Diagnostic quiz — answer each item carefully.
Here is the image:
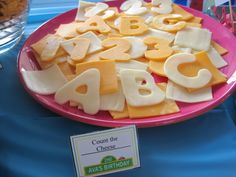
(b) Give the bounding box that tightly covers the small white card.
[70,125,140,177]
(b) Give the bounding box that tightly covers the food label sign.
[71,125,140,177]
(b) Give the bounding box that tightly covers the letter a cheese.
[55,69,100,115]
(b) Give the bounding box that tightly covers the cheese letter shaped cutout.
[55,69,100,115]
[144,36,173,61]
[120,69,165,107]
[77,16,111,34]
[119,16,148,36]
[164,53,212,89]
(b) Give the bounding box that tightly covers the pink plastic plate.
[18,2,236,128]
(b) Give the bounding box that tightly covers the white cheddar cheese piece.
[152,0,172,6]
[139,28,175,43]
[78,31,103,54]
[124,1,147,16]
[115,60,148,73]
[164,53,212,89]
[207,46,228,68]
[174,27,212,51]
[120,69,165,107]
[60,40,74,56]
[100,82,125,112]
[61,31,102,55]
[21,65,67,95]
[166,81,213,103]
[145,16,154,24]
[75,1,95,21]
[55,69,100,115]
[55,22,78,39]
[123,37,147,59]
[172,45,192,53]
[41,35,62,61]
[101,9,115,20]
[85,2,109,17]
[151,0,173,14]
[120,0,141,11]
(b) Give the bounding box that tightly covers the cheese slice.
[172,45,192,53]
[186,22,202,28]
[61,31,102,55]
[31,34,53,55]
[124,1,147,16]
[21,65,67,95]
[100,82,125,112]
[71,38,91,62]
[139,28,175,43]
[76,60,118,95]
[174,27,212,51]
[83,51,102,63]
[172,4,194,21]
[31,34,66,58]
[123,37,147,59]
[135,57,149,64]
[187,16,203,24]
[57,61,75,80]
[115,60,148,73]
[149,60,166,77]
[55,22,80,39]
[40,35,63,61]
[207,46,228,68]
[211,40,228,55]
[84,2,109,18]
[166,80,213,103]
[109,104,129,119]
[178,51,227,91]
[75,1,95,21]
[127,83,180,119]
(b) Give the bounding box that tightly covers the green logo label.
[84,157,133,176]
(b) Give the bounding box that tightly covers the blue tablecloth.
[1,1,236,177]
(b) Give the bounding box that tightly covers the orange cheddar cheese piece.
[119,16,148,36]
[32,51,67,69]
[109,104,129,119]
[100,37,131,61]
[31,34,67,69]
[149,60,166,77]
[31,34,52,55]
[127,83,180,119]
[186,22,202,28]
[31,34,65,57]
[135,57,149,64]
[57,61,76,80]
[178,51,227,92]
[76,60,118,95]
[144,36,174,61]
[187,16,203,24]
[211,40,228,55]
[172,4,194,21]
